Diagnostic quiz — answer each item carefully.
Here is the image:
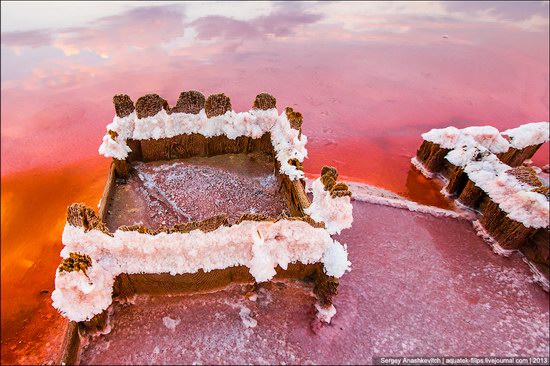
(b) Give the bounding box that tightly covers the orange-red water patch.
[1,158,109,355]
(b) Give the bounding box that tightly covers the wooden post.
[98,162,115,222]
[112,94,137,178]
[57,321,80,365]
[416,141,451,173]
[497,144,543,167]
[79,310,109,334]
[253,93,276,110]
[313,264,339,306]
[458,179,485,209]
[521,228,550,269]
[480,200,537,249]
[113,158,128,179]
[204,93,231,118]
[285,107,303,139]
[126,139,143,162]
[445,165,467,196]
[172,90,205,114]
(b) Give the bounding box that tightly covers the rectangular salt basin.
[104,152,288,231]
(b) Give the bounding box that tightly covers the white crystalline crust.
[98,112,136,160]
[305,178,353,235]
[51,262,115,323]
[315,303,337,324]
[52,220,352,322]
[463,155,549,228]
[422,125,511,153]
[422,122,549,156]
[98,108,308,180]
[502,122,550,149]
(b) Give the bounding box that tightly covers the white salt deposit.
[270,112,308,181]
[460,126,511,154]
[238,306,257,328]
[98,112,136,160]
[341,179,471,220]
[421,126,461,149]
[502,122,550,149]
[445,145,490,167]
[323,242,352,277]
[421,125,511,153]
[162,316,181,331]
[51,260,115,322]
[314,303,336,324]
[305,178,353,235]
[98,108,308,180]
[464,156,549,228]
[53,219,351,321]
[521,256,549,292]
[98,133,131,160]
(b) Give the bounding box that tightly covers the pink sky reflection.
[2,3,549,199]
[1,2,549,188]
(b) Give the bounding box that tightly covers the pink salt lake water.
[1,2,549,364]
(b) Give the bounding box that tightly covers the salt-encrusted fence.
[54,161,353,319]
[54,90,355,363]
[53,199,352,318]
[412,123,549,290]
[99,91,307,181]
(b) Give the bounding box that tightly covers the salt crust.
[307,178,471,220]
[463,155,549,228]
[98,108,308,180]
[305,178,353,235]
[354,188,470,220]
[52,220,351,322]
[314,303,337,324]
[502,122,550,149]
[422,125,511,153]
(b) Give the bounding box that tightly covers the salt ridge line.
[306,179,472,220]
[98,108,308,180]
[52,219,352,322]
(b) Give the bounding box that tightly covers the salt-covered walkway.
[79,200,549,364]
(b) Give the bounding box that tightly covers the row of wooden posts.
[108,91,304,179]
[415,138,549,281]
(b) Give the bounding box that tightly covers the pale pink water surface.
[1,2,549,364]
